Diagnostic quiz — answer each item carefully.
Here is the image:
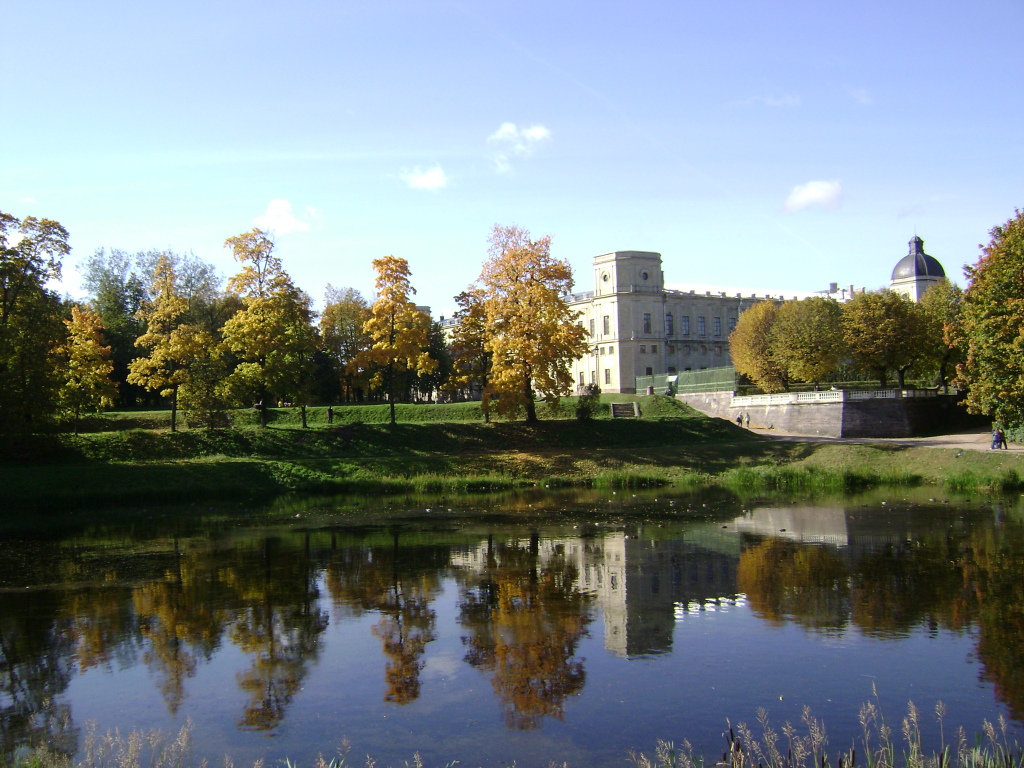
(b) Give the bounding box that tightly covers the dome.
[891,235,945,281]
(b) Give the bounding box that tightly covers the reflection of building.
[729,507,850,546]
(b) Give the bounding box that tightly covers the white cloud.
[252,199,317,235]
[783,180,842,213]
[401,165,448,191]
[848,87,872,106]
[20,196,38,205]
[487,122,551,172]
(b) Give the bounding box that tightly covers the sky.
[3,0,1022,317]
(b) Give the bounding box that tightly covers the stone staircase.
[611,402,641,419]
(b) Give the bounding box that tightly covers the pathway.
[746,426,1021,453]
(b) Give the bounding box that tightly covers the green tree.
[349,256,436,425]
[917,278,964,392]
[320,285,371,402]
[770,297,844,387]
[729,300,787,393]
[0,211,70,430]
[81,248,148,406]
[128,256,220,432]
[445,287,492,419]
[842,290,927,388]
[954,210,1024,426]
[220,230,319,428]
[479,225,588,422]
[57,306,117,434]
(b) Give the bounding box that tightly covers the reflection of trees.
[132,541,225,714]
[325,530,443,704]
[0,590,78,759]
[225,536,328,730]
[458,534,593,730]
[963,524,1024,720]
[738,539,850,632]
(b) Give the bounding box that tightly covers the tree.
[56,306,117,434]
[842,290,927,388]
[729,300,788,393]
[349,256,436,425]
[954,210,1024,426]
[770,297,844,388]
[128,256,219,432]
[81,248,148,406]
[917,278,964,392]
[445,287,492,419]
[479,225,588,422]
[320,286,371,402]
[220,230,319,428]
[0,211,70,430]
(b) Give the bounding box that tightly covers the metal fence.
[636,366,736,394]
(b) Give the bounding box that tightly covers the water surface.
[2,488,1022,767]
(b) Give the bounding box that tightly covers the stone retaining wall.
[677,392,982,438]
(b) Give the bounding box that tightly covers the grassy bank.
[4,396,1024,509]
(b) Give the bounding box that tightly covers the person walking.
[327,406,334,424]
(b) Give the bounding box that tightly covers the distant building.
[889,235,946,301]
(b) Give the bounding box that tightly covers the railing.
[731,389,937,407]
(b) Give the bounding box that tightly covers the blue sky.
[3,1,1022,317]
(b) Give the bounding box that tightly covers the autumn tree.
[770,297,844,387]
[0,211,70,430]
[479,225,588,422]
[349,256,436,425]
[128,256,220,432]
[220,229,319,428]
[842,290,927,388]
[917,278,963,392]
[445,287,492,419]
[320,285,371,402]
[729,300,787,393]
[953,210,1024,426]
[57,306,117,434]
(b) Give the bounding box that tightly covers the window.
[589,318,595,337]
[643,313,652,334]
[666,313,674,336]
[713,317,722,336]
[600,346,606,355]
[698,316,706,336]
[645,367,653,376]
[668,366,677,374]
[608,346,614,355]
[578,372,584,387]
[651,344,658,353]
[591,370,597,384]
[602,315,610,335]
[715,345,722,356]
[681,316,690,335]
[604,369,611,385]
[668,345,675,354]
[639,344,647,354]
[728,317,737,332]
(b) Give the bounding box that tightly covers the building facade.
[567,251,773,393]
[889,235,946,301]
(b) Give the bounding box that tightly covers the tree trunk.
[300,404,307,429]
[387,363,396,425]
[170,388,178,433]
[897,367,907,389]
[524,373,537,423]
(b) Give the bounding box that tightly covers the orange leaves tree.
[350,256,436,425]
[729,300,788,393]
[57,305,117,433]
[479,225,588,422]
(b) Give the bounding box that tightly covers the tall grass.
[7,698,1023,768]
[719,465,923,493]
[945,469,1024,493]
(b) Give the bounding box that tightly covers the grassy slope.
[5,396,1024,509]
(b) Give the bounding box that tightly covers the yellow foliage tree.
[349,256,436,425]
[128,256,218,431]
[444,287,491,420]
[729,300,788,393]
[220,229,319,428]
[57,305,117,433]
[479,225,588,422]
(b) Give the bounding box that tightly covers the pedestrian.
[744,413,750,428]
[992,426,1003,450]
[998,427,1008,449]
[327,406,334,424]
[735,415,743,427]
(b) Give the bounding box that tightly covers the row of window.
[589,314,737,338]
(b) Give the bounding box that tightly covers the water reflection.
[1,492,1023,761]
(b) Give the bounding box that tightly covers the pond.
[2,487,1023,767]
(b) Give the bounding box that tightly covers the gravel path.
[745,426,1021,453]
